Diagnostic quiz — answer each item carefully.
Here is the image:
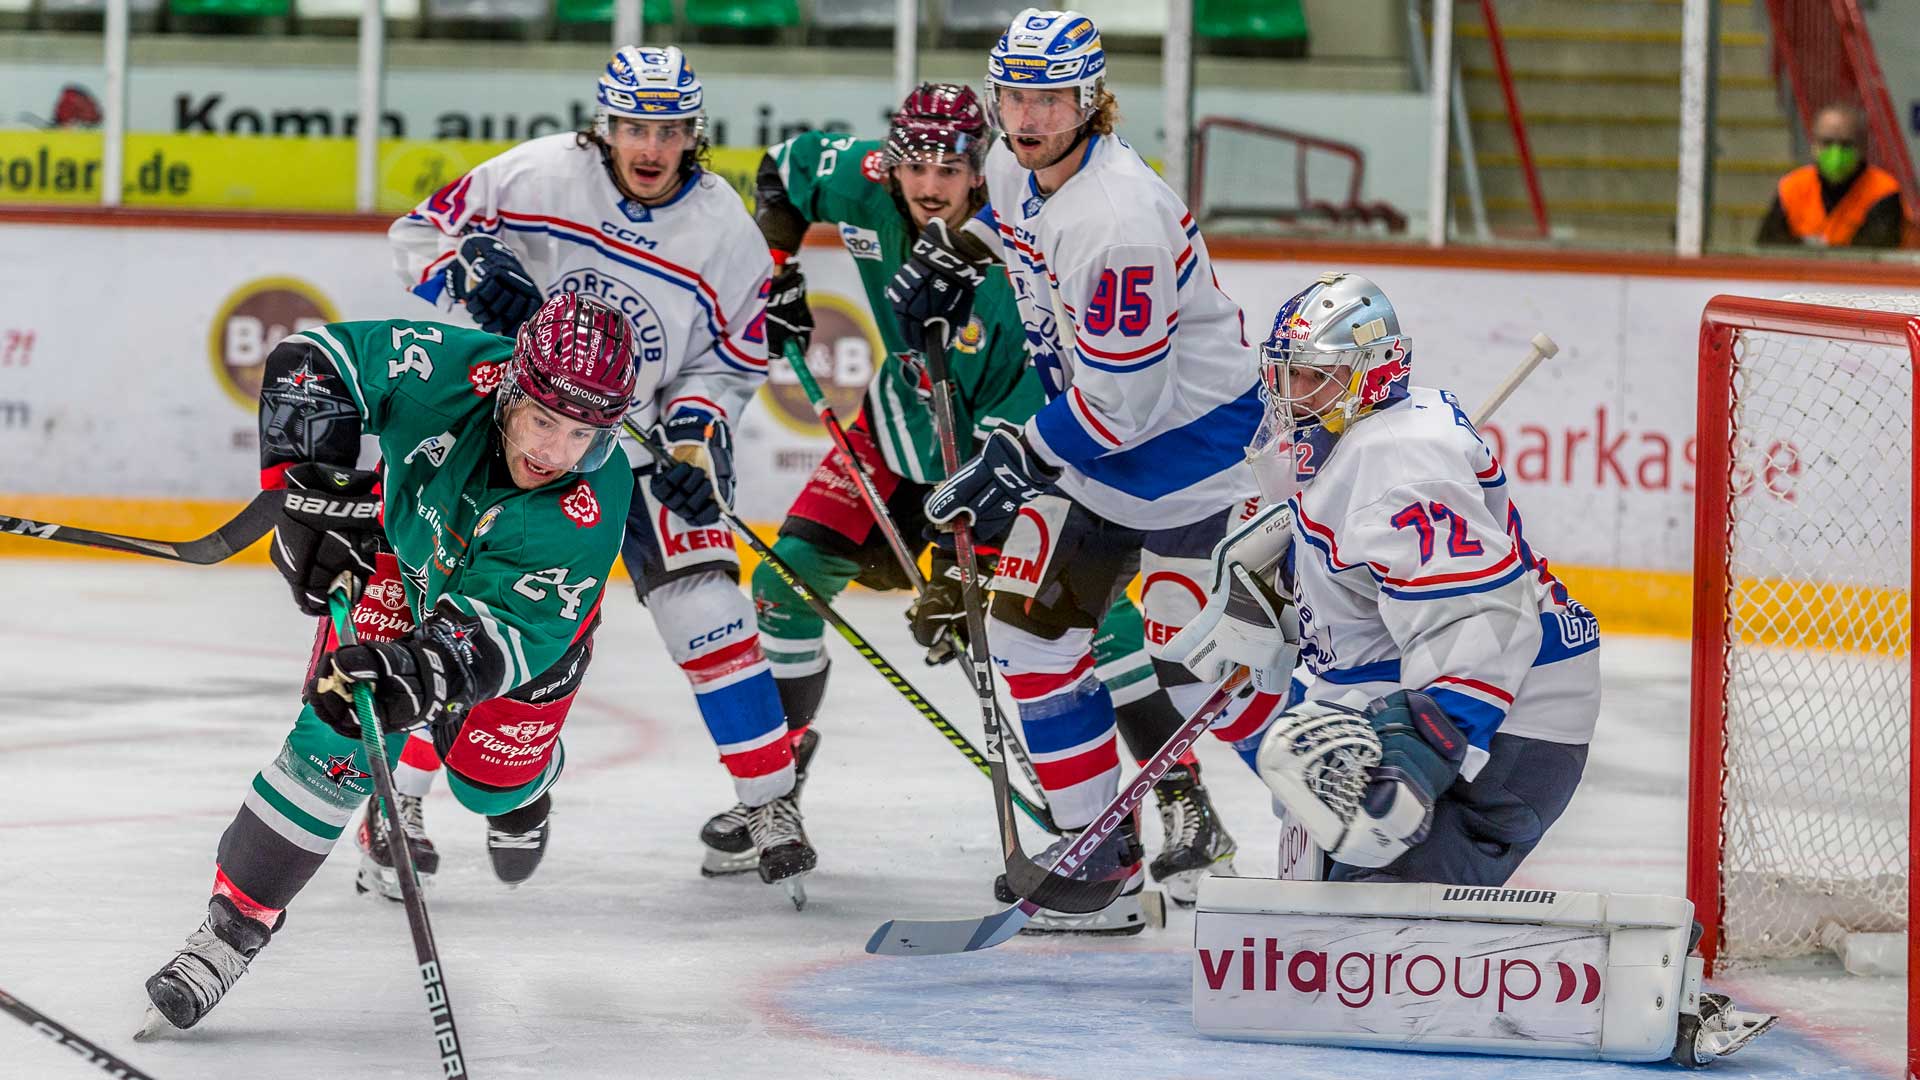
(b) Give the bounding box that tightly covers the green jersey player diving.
[138,293,637,1036]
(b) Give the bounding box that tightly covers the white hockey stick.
[866,330,1562,954]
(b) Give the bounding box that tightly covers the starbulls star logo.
[322,754,371,784]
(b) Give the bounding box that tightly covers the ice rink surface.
[0,558,1903,1079]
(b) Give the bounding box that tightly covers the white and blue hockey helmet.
[986,9,1106,129]
[595,45,705,133]
[1259,272,1413,436]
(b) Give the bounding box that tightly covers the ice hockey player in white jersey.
[388,47,812,902]
[890,8,1263,933]
[1167,272,1601,884]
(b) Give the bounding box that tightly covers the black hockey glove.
[271,463,383,617]
[886,218,994,355]
[923,427,1060,544]
[905,549,993,665]
[647,412,736,528]
[1362,689,1470,815]
[307,609,496,740]
[446,234,542,336]
[765,260,813,360]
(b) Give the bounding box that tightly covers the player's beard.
[1005,126,1085,173]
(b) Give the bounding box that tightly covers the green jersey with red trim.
[767,131,1042,482]
[284,319,632,698]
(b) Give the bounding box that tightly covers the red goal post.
[1688,293,1920,1074]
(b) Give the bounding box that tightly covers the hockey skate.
[700,728,819,877]
[746,793,816,910]
[1149,764,1237,906]
[486,792,551,887]
[355,793,439,901]
[136,895,276,1038]
[993,816,1166,935]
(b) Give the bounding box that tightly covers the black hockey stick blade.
[0,489,280,564]
[0,985,162,1079]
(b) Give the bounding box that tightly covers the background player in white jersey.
[389,47,812,898]
[1168,272,1600,883]
[889,9,1267,932]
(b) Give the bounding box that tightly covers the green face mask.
[1816,143,1862,183]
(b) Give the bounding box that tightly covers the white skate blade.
[700,846,759,877]
[783,874,809,911]
[1161,857,1237,908]
[1022,889,1156,936]
[356,855,432,901]
[1704,1009,1778,1059]
[134,1005,178,1041]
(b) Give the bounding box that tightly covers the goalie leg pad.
[1192,879,1767,1064]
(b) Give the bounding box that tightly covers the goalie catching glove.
[306,606,505,741]
[1256,690,1467,869]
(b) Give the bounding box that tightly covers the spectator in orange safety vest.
[1757,103,1904,249]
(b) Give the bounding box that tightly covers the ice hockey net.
[1687,292,1917,1071]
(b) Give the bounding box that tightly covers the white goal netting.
[1711,292,1915,963]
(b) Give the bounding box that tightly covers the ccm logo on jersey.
[286,495,379,519]
[688,619,745,650]
[840,223,883,260]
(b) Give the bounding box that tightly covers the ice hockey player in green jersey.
[138,294,638,1036]
[725,83,1238,923]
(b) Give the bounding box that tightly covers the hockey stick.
[868,331,1565,954]
[624,421,1058,834]
[922,333,1122,915]
[0,489,280,564]
[0,985,161,1079]
[324,575,468,1078]
[775,340,1051,809]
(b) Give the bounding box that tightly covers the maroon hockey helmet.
[495,293,637,473]
[882,83,990,171]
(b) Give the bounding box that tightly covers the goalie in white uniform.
[1169,272,1601,884]
[1174,273,1777,1068]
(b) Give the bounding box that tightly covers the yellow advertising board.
[0,130,761,212]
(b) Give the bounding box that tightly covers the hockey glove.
[271,463,383,617]
[906,549,992,665]
[1256,691,1468,870]
[307,608,498,740]
[765,260,813,360]
[648,411,736,528]
[924,427,1060,544]
[446,234,542,336]
[885,218,994,355]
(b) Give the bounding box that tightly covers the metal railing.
[1187,116,1409,233]
[1762,0,1918,228]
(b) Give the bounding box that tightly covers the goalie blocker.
[1191,878,1776,1066]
